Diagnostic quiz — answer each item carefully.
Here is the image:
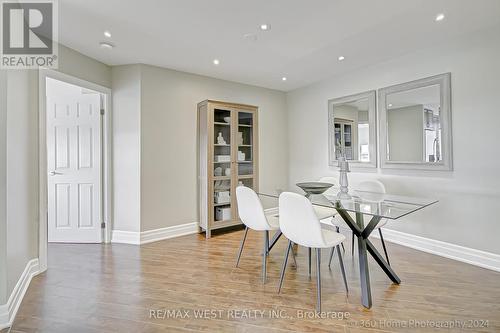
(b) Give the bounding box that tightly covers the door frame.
[38,69,113,272]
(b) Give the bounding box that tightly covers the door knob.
[49,171,63,176]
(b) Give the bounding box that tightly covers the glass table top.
[258,186,438,220]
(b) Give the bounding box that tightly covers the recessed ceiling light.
[388,103,393,107]
[260,24,270,31]
[435,13,445,21]
[338,56,345,61]
[99,42,114,49]
[282,77,287,81]
[104,31,111,38]
[213,59,220,65]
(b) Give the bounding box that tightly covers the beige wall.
[0,70,7,305]
[111,64,288,232]
[286,26,500,254]
[0,69,40,307]
[57,45,112,88]
[111,65,142,232]
[5,70,39,295]
[0,44,111,307]
[140,64,288,231]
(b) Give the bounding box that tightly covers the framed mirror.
[328,90,377,168]
[378,73,452,170]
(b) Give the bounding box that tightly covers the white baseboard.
[111,230,141,245]
[141,222,198,244]
[370,228,500,272]
[112,222,198,245]
[0,258,40,330]
[334,224,500,273]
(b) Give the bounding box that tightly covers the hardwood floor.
[9,228,500,332]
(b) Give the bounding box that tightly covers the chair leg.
[265,230,270,255]
[278,240,292,293]
[328,247,335,268]
[235,227,248,267]
[351,232,355,256]
[308,247,312,277]
[290,242,298,268]
[315,248,322,312]
[336,226,345,252]
[379,229,390,266]
[265,231,271,275]
[262,231,269,283]
[337,245,348,293]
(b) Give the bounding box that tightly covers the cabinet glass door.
[233,109,257,224]
[213,108,232,222]
[236,111,254,180]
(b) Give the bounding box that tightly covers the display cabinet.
[198,100,258,238]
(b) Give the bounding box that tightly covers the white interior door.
[46,78,102,243]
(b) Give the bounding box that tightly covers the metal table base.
[335,203,401,308]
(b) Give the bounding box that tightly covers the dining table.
[258,186,438,309]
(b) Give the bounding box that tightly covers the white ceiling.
[59,0,500,91]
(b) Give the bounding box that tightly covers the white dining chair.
[277,192,348,312]
[332,180,391,266]
[318,176,346,257]
[357,180,390,265]
[313,177,339,221]
[296,177,345,275]
[235,186,294,283]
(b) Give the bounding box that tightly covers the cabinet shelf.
[214,202,231,207]
[214,122,230,126]
[238,124,252,127]
[238,175,254,179]
[238,144,252,147]
[214,144,230,146]
[211,220,242,229]
[213,176,231,180]
[214,189,230,192]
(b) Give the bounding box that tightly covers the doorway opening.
[38,69,112,272]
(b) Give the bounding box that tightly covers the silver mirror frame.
[328,90,377,168]
[378,73,453,171]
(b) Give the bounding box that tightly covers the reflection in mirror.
[378,73,452,171]
[328,91,376,168]
[386,84,442,163]
[333,99,369,161]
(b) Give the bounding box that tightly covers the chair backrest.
[318,176,338,196]
[356,180,387,222]
[279,192,326,248]
[235,186,270,231]
[357,180,386,194]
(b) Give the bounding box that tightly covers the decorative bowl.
[223,117,231,123]
[296,182,334,196]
